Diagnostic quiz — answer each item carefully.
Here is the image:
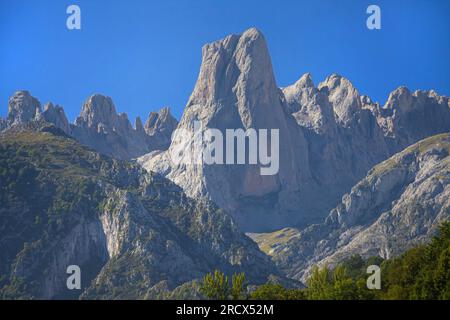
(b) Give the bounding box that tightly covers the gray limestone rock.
[251,133,450,283]
[140,28,312,231]
[7,90,41,126]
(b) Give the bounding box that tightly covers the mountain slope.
[0,126,276,299]
[249,133,450,283]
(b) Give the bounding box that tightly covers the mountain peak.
[76,94,118,129]
[241,27,263,38]
[144,28,310,231]
[385,86,412,109]
[144,107,178,137]
[42,102,70,134]
[318,74,361,126]
[186,27,277,128]
[7,90,41,125]
[297,73,314,87]
[319,73,354,92]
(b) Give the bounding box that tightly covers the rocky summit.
[139,28,311,231]
[140,28,450,232]
[1,91,178,160]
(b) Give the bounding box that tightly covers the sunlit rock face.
[2,28,449,233]
[71,94,178,159]
[7,90,41,125]
[140,28,450,232]
[140,28,313,232]
[2,91,178,160]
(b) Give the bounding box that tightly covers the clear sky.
[1,0,449,122]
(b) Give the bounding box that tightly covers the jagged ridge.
[141,28,450,232]
[1,91,178,160]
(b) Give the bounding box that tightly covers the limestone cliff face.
[371,87,450,152]
[41,103,70,134]
[140,28,449,232]
[145,107,177,135]
[250,133,450,283]
[1,91,178,160]
[140,28,312,231]
[283,73,334,135]
[283,73,393,218]
[144,107,178,147]
[71,94,177,159]
[7,90,41,125]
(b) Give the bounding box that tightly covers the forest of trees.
[200,222,450,300]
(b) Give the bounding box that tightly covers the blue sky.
[1,0,449,122]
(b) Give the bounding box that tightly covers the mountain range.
[0,28,449,299]
[140,28,449,232]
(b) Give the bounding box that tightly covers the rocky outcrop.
[140,28,313,231]
[1,91,178,160]
[41,103,70,134]
[71,94,178,159]
[250,133,450,283]
[284,73,393,221]
[7,91,41,126]
[144,107,178,146]
[140,28,449,232]
[283,73,334,134]
[145,107,177,135]
[370,87,450,152]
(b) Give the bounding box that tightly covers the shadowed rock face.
[144,107,178,146]
[374,87,450,151]
[141,28,450,232]
[2,91,178,160]
[0,130,277,299]
[41,103,70,134]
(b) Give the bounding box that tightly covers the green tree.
[231,272,247,300]
[200,270,230,300]
[305,266,333,299]
[250,283,305,300]
[380,221,450,300]
[330,265,358,300]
